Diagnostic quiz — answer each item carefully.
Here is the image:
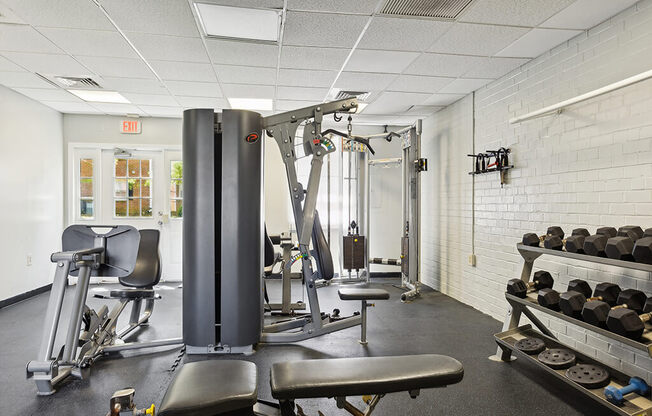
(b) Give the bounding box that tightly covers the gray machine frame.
[261,98,363,343]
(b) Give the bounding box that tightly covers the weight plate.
[537,348,576,369]
[565,364,610,389]
[514,337,546,354]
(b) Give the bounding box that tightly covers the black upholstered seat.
[311,210,333,280]
[109,229,160,299]
[109,289,155,299]
[159,361,257,416]
[338,288,390,301]
[270,355,464,400]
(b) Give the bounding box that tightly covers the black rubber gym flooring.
[0,279,610,415]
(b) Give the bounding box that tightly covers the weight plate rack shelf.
[495,325,652,416]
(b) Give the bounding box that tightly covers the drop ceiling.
[0,0,640,125]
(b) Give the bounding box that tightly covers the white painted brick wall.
[421,0,652,381]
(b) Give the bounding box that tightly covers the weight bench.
[338,287,390,345]
[158,355,464,416]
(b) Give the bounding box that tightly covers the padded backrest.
[311,210,334,280]
[119,229,161,288]
[264,226,275,268]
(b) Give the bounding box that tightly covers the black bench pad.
[270,354,463,400]
[159,361,257,416]
[338,288,390,300]
[110,289,155,299]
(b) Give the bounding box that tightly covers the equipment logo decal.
[245,132,259,143]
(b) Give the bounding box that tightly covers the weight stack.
[182,108,263,354]
[343,235,366,270]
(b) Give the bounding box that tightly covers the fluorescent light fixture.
[68,90,130,104]
[228,98,273,111]
[194,3,281,42]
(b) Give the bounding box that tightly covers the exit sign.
[120,120,141,134]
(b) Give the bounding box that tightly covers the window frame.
[112,157,154,219]
[72,148,101,222]
[169,159,183,219]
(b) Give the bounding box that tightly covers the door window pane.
[80,178,93,198]
[115,200,127,216]
[114,179,127,198]
[128,159,140,177]
[113,158,152,218]
[170,161,183,218]
[115,159,127,177]
[79,158,94,218]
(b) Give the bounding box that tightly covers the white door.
[162,150,183,280]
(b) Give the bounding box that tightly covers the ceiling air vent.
[380,0,474,19]
[37,74,104,89]
[335,90,371,102]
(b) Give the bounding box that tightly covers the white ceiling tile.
[334,72,397,91]
[149,61,216,82]
[2,52,90,75]
[343,114,394,125]
[404,54,486,77]
[283,11,369,48]
[280,46,349,70]
[139,105,183,118]
[463,57,529,78]
[75,56,155,78]
[199,0,283,7]
[127,32,209,63]
[277,69,336,88]
[428,23,529,56]
[99,0,200,37]
[0,55,23,71]
[91,102,146,115]
[214,65,276,85]
[0,71,56,88]
[496,28,582,58]
[390,115,421,125]
[0,2,26,24]
[0,25,62,54]
[276,86,328,101]
[38,28,137,58]
[275,99,321,111]
[14,87,81,102]
[1,0,114,30]
[459,0,575,26]
[221,84,275,99]
[287,0,378,14]
[541,0,638,29]
[387,75,453,93]
[205,39,279,68]
[345,49,420,74]
[358,17,452,52]
[175,96,229,109]
[164,80,222,97]
[402,105,443,116]
[101,77,168,94]
[41,100,103,113]
[122,93,178,106]
[423,93,465,106]
[438,78,491,94]
[363,91,431,114]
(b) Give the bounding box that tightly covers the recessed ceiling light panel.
[227,98,273,111]
[68,89,130,104]
[194,3,281,42]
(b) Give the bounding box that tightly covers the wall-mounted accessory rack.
[467,147,513,186]
[492,243,652,415]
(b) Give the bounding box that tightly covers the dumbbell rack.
[493,243,652,416]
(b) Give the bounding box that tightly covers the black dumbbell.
[543,228,590,252]
[507,271,554,298]
[583,227,618,257]
[645,228,652,238]
[522,226,564,247]
[605,226,645,260]
[606,297,652,339]
[537,279,594,311]
[582,289,647,328]
[633,237,652,264]
[559,283,622,319]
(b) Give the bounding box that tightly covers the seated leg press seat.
[338,287,390,344]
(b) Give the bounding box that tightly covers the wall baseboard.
[0,284,53,309]
[370,272,401,278]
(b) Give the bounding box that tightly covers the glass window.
[170,161,183,218]
[80,158,94,218]
[114,158,152,217]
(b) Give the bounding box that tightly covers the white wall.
[0,85,63,301]
[421,0,652,381]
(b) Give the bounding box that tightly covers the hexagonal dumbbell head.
[572,228,590,237]
[618,226,644,241]
[506,279,528,297]
[582,300,612,327]
[606,308,646,339]
[617,289,647,313]
[633,237,652,265]
[547,226,564,239]
[568,279,592,298]
[544,235,564,250]
[559,291,587,319]
[532,270,554,290]
[592,282,621,306]
[522,233,541,247]
[605,236,635,261]
[584,234,608,257]
[597,227,618,238]
[565,235,586,253]
[538,288,560,311]
[645,228,652,238]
